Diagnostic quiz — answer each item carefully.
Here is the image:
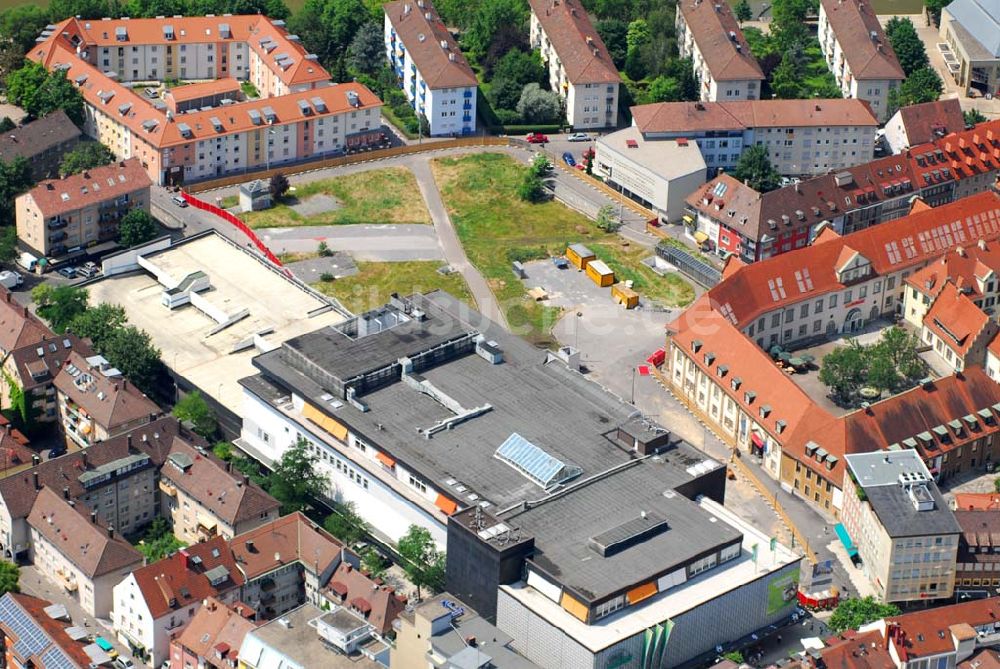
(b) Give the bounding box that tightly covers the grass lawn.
[431,153,694,344]
[314,261,474,313]
[241,167,431,228]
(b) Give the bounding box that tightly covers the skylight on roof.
[494,433,581,490]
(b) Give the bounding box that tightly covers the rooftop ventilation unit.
[590,512,669,557]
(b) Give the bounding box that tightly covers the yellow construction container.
[586,260,615,287]
[566,243,596,270]
[612,283,639,309]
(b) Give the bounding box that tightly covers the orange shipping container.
[586,260,615,287]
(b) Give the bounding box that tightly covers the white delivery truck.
[16,252,38,272]
[0,271,23,289]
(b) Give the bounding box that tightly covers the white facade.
[675,11,762,103]
[817,4,902,122]
[239,389,449,548]
[528,11,619,129]
[384,14,476,137]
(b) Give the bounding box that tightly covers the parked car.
[115,658,135,669]
[562,152,576,167]
[95,636,118,659]
[0,270,23,289]
[76,266,96,279]
[172,195,188,207]
[567,132,589,142]
[57,267,77,279]
[526,132,549,144]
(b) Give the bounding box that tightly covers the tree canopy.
[346,21,385,76]
[733,145,781,193]
[887,68,944,116]
[59,142,115,177]
[0,560,19,597]
[136,517,186,562]
[830,597,900,633]
[33,285,90,334]
[819,327,926,401]
[516,83,562,125]
[173,390,217,438]
[266,438,328,514]
[0,157,33,227]
[119,209,158,247]
[965,109,987,127]
[885,17,929,76]
[397,525,445,598]
[6,62,84,125]
[323,501,371,546]
[67,303,127,350]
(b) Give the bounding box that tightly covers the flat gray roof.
[945,0,1000,59]
[249,292,717,511]
[415,595,541,668]
[505,457,740,601]
[596,126,707,179]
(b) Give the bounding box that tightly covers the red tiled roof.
[133,536,244,620]
[954,492,1000,510]
[906,240,1000,299]
[384,0,477,89]
[895,99,966,147]
[329,562,407,635]
[164,78,242,104]
[816,630,895,669]
[0,289,51,355]
[889,597,1000,658]
[0,593,94,668]
[923,283,990,356]
[9,333,88,393]
[228,512,344,580]
[677,0,764,81]
[701,190,1000,328]
[22,159,150,219]
[174,597,257,662]
[52,350,160,431]
[820,0,904,80]
[528,0,620,85]
[633,99,878,134]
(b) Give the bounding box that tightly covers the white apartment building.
[384,0,477,136]
[841,451,960,603]
[528,0,620,129]
[675,0,764,103]
[818,0,905,122]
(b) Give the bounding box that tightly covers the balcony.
[158,480,176,496]
[463,102,472,110]
[464,89,472,98]
[47,219,68,230]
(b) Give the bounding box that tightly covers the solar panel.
[495,433,581,489]
[40,646,76,669]
[0,596,49,660]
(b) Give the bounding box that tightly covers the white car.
[567,133,590,142]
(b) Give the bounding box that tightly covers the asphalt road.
[259,224,444,261]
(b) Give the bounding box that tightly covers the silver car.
[567,133,590,142]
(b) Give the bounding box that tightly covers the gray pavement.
[259,224,444,261]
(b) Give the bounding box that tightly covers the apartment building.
[818,0,905,122]
[954,510,1000,597]
[632,99,878,176]
[2,333,87,424]
[939,0,1000,98]
[169,597,257,669]
[840,451,960,603]
[0,418,179,563]
[0,592,108,669]
[158,437,280,544]
[665,192,1000,518]
[685,120,1000,262]
[15,159,151,259]
[53,351,160,448]
[0,110,81,181]
[528,0,620,129]
[918,283,999,373]
[113,536,245,667]
[28,487,143,617]
[883,99,966,154]
[384,0,478,136]
[0,289,50,359]
[28,16,384,186]
[391,593,542,669]
[675,0,763,103]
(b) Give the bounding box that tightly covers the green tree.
[0,118,13,133]
[0,157,32,227]
[596,19,628,68]
[59,142,115,177]
[488,49,545,111]
[874,326,925,382]
[0,560,19,596]
[733,145,781,193]
[361,546,387,578]
[47,0,115,20]
[346,21,385,76]
[464,0,526,58]
[324,500,371,546]
[5,61,47,115]
[0,5,50,55]
[734,0,753,24]
[993,477,1000,493]
[270,172,290,199]
[771,46,807,99]
[0,228,16,265]
[119,209,158,247]
[625,18,650,55]
[885,17,928,76]
[397,525,445,598]
[829,597,900,633]
[173,390,217,438]
[723,651,745,664]
[516,83,561,124]
[121,0,188,18]
[964,109,987,127]
[33,285,89,334]
[7,64,84,126]
[213,441,234,461]
[480,23,528,77]
[530,154,551,178]
[596,204,621,232]
[100,325,164,398]
[266,438,328,514]
[644,75,682,103]
[289,0,367,68]
[924,0,949,26]
[67,302,127,350]
[867,354,897,394]
[770,0,810,50]
[518,171,546,203]
[136,517,186,562]
[887,67,943,115]
[819,340,867,400]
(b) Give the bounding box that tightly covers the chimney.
[91,509,97,524]
[127,434,132,449]
[107,525,115,539]
[466,636,477,647]
[33,471,39,491]
[246,539,256,552]
[31,454,40,466]
[62,486,69,500]
[180,549,189,570]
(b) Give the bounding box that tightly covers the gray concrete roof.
[596,126,707,180]
[945,0,1000,59]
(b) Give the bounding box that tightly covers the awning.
[197,514,217,531]
[626,581,657,605]
[750,432,764,448]
[682,215,694,223]
[560,591,588,622]
[301,403,348,441]
[693,231,709,244]
[376,452,396,469]
[435,494,458,516]
[835,523,858,557]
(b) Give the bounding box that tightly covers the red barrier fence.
[181,191,285,269]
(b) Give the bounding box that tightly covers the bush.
[506,246,548,263]
[320,272,335,282]
[494,109,522,125]
[502,124,563,135]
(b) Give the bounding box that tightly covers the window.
[595,596,624,619]
[408,476,426,493]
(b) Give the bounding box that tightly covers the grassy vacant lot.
[431,153,693,344]
[315,261,473,314]
[241,167,431,228]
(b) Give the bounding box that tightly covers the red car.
[526,132,549,144]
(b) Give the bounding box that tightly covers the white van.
[16,252,38,272]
